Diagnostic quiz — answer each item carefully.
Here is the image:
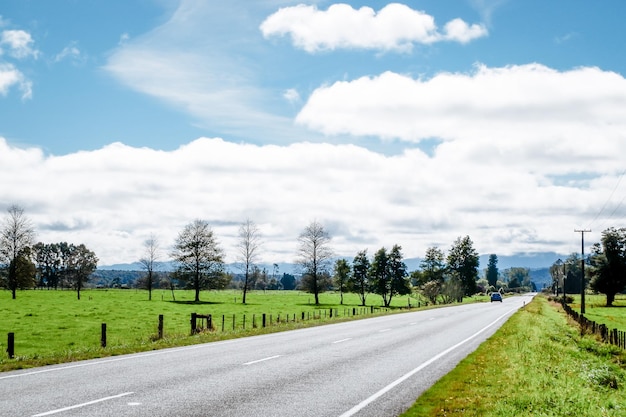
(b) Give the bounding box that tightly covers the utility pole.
[575,229,591,314]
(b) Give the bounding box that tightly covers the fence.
[190,306,391,334]
[561,302,626,350]
[5,305,398,358]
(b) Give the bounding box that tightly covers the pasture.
[0,289,433,369]
[568,294,626,332]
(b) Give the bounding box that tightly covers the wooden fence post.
[191,313,197,335]
[262,313,266,328]
[7,333,14,359]
[158,315,164,339]
[101,323,107,348]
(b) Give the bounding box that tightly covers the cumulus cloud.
[0,28,37,99]
[1,135,622,266]
[0,29,39,59]
[260,3,487,52]
[0,62,32,99]
[296,64,626,174]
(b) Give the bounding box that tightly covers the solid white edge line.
[243,355,281,366]
[32,392,134,416]
[0,339,240,380]
[337,306,520,417]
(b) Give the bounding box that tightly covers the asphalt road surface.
[1,294,534,417]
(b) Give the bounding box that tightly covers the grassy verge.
[401,296,626,417]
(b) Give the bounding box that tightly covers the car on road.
[490,292,503,302]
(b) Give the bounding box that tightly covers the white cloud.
[1,135,621,266]
[0,29,39,59]
[0,62,32,99]
[283,88,301,103]
[103,1,305,143]
[296,64,626,174]
[260,3,487,52]
[54,42,82,63]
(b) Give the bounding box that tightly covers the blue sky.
[2,0,626,266]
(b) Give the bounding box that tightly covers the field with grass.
[401,295,626,417]
[568,294,626,332]
[1,288,463,371]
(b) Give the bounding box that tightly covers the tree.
[419,247,446,286]
[350,249,370,306]
[370,245,411,307]
[280,273,296,290]
[564,253,582,294]
[387,244,411,305]
[171,219,224,302]
[296,220,333,305]
[33,242,63,289]
[139,234,160,301]
[370,247,390,306]
[486,254,499,289]
[0,205,36,299]
[333,258,351,305]
[64,243,98,300]
[236,219,262,304]
[504,267,531,291]
[447,235,479,298]
[421,280,442,305]
[2,248,36,292]
[590,227,626,306]
[441,271,464,304]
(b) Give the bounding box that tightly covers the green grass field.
[401,295,626,417]
[568,294,626,332]
[0,288,442,370]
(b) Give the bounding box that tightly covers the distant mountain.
[99,252,564,272]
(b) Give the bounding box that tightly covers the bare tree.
[0,205,36,299]
[236,219,262,304]
[171,219,224,302]
[140,234,160,301]
[297,220,333,305]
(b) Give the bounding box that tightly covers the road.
[1,294,534,417]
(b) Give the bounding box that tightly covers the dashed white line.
[332,338,352,344]
[379,328,391,333]
[32,392,134,416]
[243,355,281,366]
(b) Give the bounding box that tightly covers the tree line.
[2,204,535,305]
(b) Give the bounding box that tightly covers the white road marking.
[379,329,391,333]
[32,392,134,416]
[243,355,281,366]
[338,307,519,417]
[409,322,417,325]
[332,338,352,344]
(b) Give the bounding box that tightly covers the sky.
[1,0,626,267]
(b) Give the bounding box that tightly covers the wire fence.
[562,302,626,350]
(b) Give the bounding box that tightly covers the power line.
[587,168,626,230]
